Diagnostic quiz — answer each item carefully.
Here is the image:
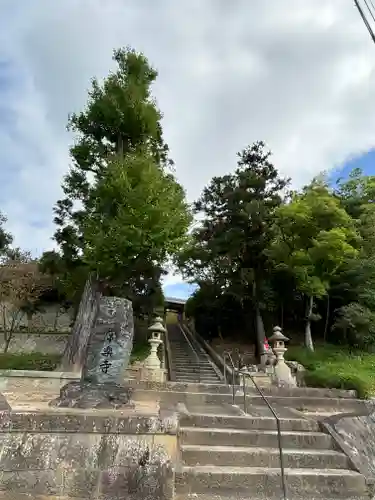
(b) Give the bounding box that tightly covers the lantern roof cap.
[269,325,289,342]
[148,318,166,334]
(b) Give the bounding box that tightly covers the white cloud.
[1,0,375,264]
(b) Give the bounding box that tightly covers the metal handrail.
[178,323,200,383]
[223,350,287,500]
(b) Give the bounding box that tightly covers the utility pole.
[354,0,375,45]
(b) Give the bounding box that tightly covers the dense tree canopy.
[181,143,375,355]
[44,47,191,313]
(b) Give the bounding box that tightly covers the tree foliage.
[48,47,191,311]
[179,141,288,356]
[180,144,375,355]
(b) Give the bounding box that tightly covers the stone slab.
[84,296,134,385]
[322,410,375,488]
[0,406,178,499]
[50,380,133,409]
[2,407,178,434]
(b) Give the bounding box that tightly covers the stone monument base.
[0,403,177,500]
[50,380,134,409]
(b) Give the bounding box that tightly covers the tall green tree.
[0,212,13,260]
[270,180,359,350]
[82,152,191,299]
[178,141,289,357]
[52,47,190,303]
[54,48,170,263]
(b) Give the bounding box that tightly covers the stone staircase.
[167,324,223,384]
[174,401,369,499]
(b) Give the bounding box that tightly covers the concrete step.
[180,413,319,432]
[181,444,350,469]
[175,466,366,499]
[179,427,333,449]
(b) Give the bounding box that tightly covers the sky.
[1,1,375,301]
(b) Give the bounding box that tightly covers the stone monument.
[51,294,135,409]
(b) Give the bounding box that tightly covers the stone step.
[133,389,368,412]
[175,466,366,499]
[175,378,221,383]
[181,444,350,469]
[175,496,366,500]
[175,497,366,500]
[179,427,333,449]
[174,368,215,372]
[175,376,219,382]
[174,375,219,378]
[173,362,215,367]
[180,413,319,432]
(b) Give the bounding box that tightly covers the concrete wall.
[0,408,177,500]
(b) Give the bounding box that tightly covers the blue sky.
[329,148,375,185]
[2,1,375,301]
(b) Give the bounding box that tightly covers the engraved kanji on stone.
[101,345,113,357]
[106,331,115,343]
[100,359,112,374]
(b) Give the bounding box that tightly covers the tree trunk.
[323,294,330,342]
[305,295,314,351]
[253,282,265,362]
[27,311,33,332]
[255,305,265,358]
[3,333,11,353]
[280,301,284,329]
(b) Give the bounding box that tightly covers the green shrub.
[286,344,375,399]
[0,353,62,371]
[303,369,370,399]
[130,342,150,363]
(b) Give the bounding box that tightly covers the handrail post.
[223,349,287,500]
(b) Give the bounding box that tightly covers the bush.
[303,369,369,399]
[332,302,375,349]
[130,341,150,363]
[286,344,375,399]
[0,352,61,371]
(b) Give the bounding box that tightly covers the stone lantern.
[145,317,165,369]
[269,325,296,387]
[269,326,288,363]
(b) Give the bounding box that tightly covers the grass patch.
[130,342,150,363]
[286,344,375,399]
[0,352,62,371]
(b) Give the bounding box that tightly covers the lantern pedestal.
[269,326,296,388]
[142,316,167,382]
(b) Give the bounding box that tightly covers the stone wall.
[0,302,73,333]
[322,410,375,491]
[0,333,69,354]
[0,408,177,500]
[0,320,148,355]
